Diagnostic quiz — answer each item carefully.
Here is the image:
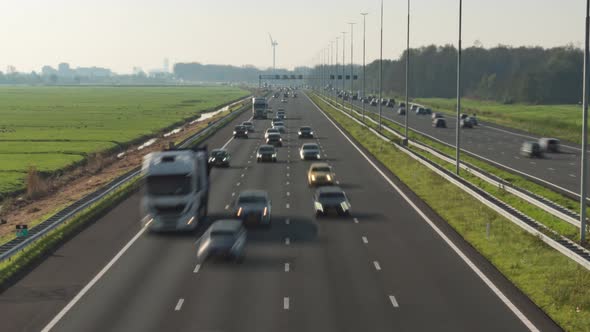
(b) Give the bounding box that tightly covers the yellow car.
[307,163,335,186]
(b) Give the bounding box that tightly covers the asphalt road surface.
[336,95,584,197]
[0,93,561,332]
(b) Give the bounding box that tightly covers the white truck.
[141,147,209,232]
[252,97,268,119]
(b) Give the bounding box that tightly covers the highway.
[0,92,560,331]
[334,95,584,197]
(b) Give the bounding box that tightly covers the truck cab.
[252,97,268,119]
[141,148,209,232]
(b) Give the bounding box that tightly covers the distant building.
[41,65,57,76]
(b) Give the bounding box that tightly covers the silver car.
[235,190,272,227]
[196,219,246,262]
[300,143,321,160]
[313,186,351,217]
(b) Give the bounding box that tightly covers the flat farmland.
[0,86,249,196]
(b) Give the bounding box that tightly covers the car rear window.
[303,144,318,150]
[238,196,267,204]
[210,230,236,237]
[319,192,345,200]
[312,167,331,172]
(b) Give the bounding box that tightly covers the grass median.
[310,93,590,332]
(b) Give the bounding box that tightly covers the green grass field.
[0,86,249,196]
[415,98,584,144]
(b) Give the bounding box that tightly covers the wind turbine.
[269,33,278,71]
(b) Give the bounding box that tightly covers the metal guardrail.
[320,95,585,229]
[311,92,590,270]
[0,96,253,263]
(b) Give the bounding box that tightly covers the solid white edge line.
[285,263,290,272]
[389,295,399,308]
[175,298,184,311]
[306,93,540,332]
[41,224,150,332]
[283,297,290,310]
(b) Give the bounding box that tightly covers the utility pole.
[349,22,356,115]
[336,37,339,98]
[404,0,410,144]
[341,31,347,101]
[581,0,590,243]
[456,0,463,175]
[361,12,368,123]
[378,0,384,130]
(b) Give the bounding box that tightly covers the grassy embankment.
[310,93,590,332]
[0,86,250,197]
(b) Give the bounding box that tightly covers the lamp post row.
[314,0,589,244]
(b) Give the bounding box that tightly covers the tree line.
[310,45,584,104]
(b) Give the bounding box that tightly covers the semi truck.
[141,146,209,232]
[252,97,268,119]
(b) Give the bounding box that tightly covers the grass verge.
[310,93,590,332]
[322,95,587,241]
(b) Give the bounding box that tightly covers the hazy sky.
[0,0,585,74]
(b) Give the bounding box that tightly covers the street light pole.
[404,0,410,143]
[581,0,590,243]
[335,37,339,98]
[361,12,368,123]
[348,22,356,115]
[456,0,463,175]
[341,31,347,101]
[378,0,384,130]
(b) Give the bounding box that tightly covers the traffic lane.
[160,101,302,332]
[277,96,400,331]
[47,121,262,331]
[0,105,256,332]
[362,101,584,194]
[306,92,549,331]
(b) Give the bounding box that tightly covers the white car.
[265,128,280,139]
[300,143,321,160]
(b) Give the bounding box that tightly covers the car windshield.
[312,167,331,172]
[146,174,191,196]
[303,145,318,150]
[211,151,226,157]
[259,147,274,153]
[210,229,236,237]
[319,192,345,200]
[300,127,311,131]
[238,195,267,204]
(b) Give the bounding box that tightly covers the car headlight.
[233,131,237,134]
[298,131,302,135]
[272,153,277,157]
[317,153,321,158]
[310,131,314,135]
[257,153,262,158]
[237,207,243,217]
[326,175,332,181]
[311,175,316,181]
[223,157,227,161]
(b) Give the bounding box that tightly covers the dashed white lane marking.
[248,160,251,163]
[336,180,341,184]
[286,203,290,209]
[373,261,382,271]
[570,174,577,178]
[514,156,520,160]
[309,93,539,332]
[362,236,368,244]
[284,297,290,310]
[354,218,359,224]
[530,161,536,165]
[389,295,399,308]
[175,298,185,311]
[570,162,576,166]
[287,192,291,196]
[232,192,235,196]
[285,263,290,272]
[548,168,555,171]
[286,181,290,185]
[241,174,245,177]
[236,182,241,186]
[193,264,201,273]
[225,204,230,210]
[285,218,290,225]
[285,237,290,245]
[287,173,290,177]
[287,165,290,169]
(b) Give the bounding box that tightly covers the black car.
[433,118,447,128]
[298,126,314,138]
[209,149,231,167]
[313,186,351,217]
[521,141,543,158]
[386,100,395,108]
[257,144,277,162]
[399,102,406,108]
[266,133,283,147]
[233,125,248,138]
[398,108,406,115]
